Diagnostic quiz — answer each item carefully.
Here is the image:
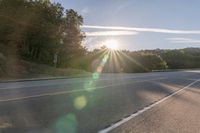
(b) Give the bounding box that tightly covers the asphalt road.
[0,71,199,133]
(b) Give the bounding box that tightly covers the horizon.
[88,47,200,52]
[53,0,200,51]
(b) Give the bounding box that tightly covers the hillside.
[0,53,90,80]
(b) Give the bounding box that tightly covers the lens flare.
[74,96,87,110]
[52,113,77,133]
[84,81,95,92]
[92,72,100,80]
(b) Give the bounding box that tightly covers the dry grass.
[0,56,91,81]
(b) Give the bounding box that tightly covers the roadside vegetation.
[0,0,199,79]
[0,58,90,80]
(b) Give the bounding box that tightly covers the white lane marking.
[99,78,200,133]
[185,70,200,73]
[0,77,165,102]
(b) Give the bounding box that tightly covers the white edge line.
[99,78,200,133]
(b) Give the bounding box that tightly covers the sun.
[104,39,119,50]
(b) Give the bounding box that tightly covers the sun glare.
[104,39,119,50]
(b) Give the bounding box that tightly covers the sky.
[53,0,200,51]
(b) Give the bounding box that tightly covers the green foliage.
[71,48,200,73]
[135,48,200,70]
[160,48,200,69]
[136,54,168,71]
[70,48,168,73]
[0,0,86,65]
[58,9,86,67]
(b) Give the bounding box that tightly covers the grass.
[0,56,91,81]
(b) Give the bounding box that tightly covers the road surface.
[0,71,199,133]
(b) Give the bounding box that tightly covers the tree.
[22,0,64,64]
[0,0,64,64]
[58,9,86,67]
[0,0,27,56]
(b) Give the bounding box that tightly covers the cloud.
[85,30,138,36]
[81,25,200,34]
[168,38,200,44]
